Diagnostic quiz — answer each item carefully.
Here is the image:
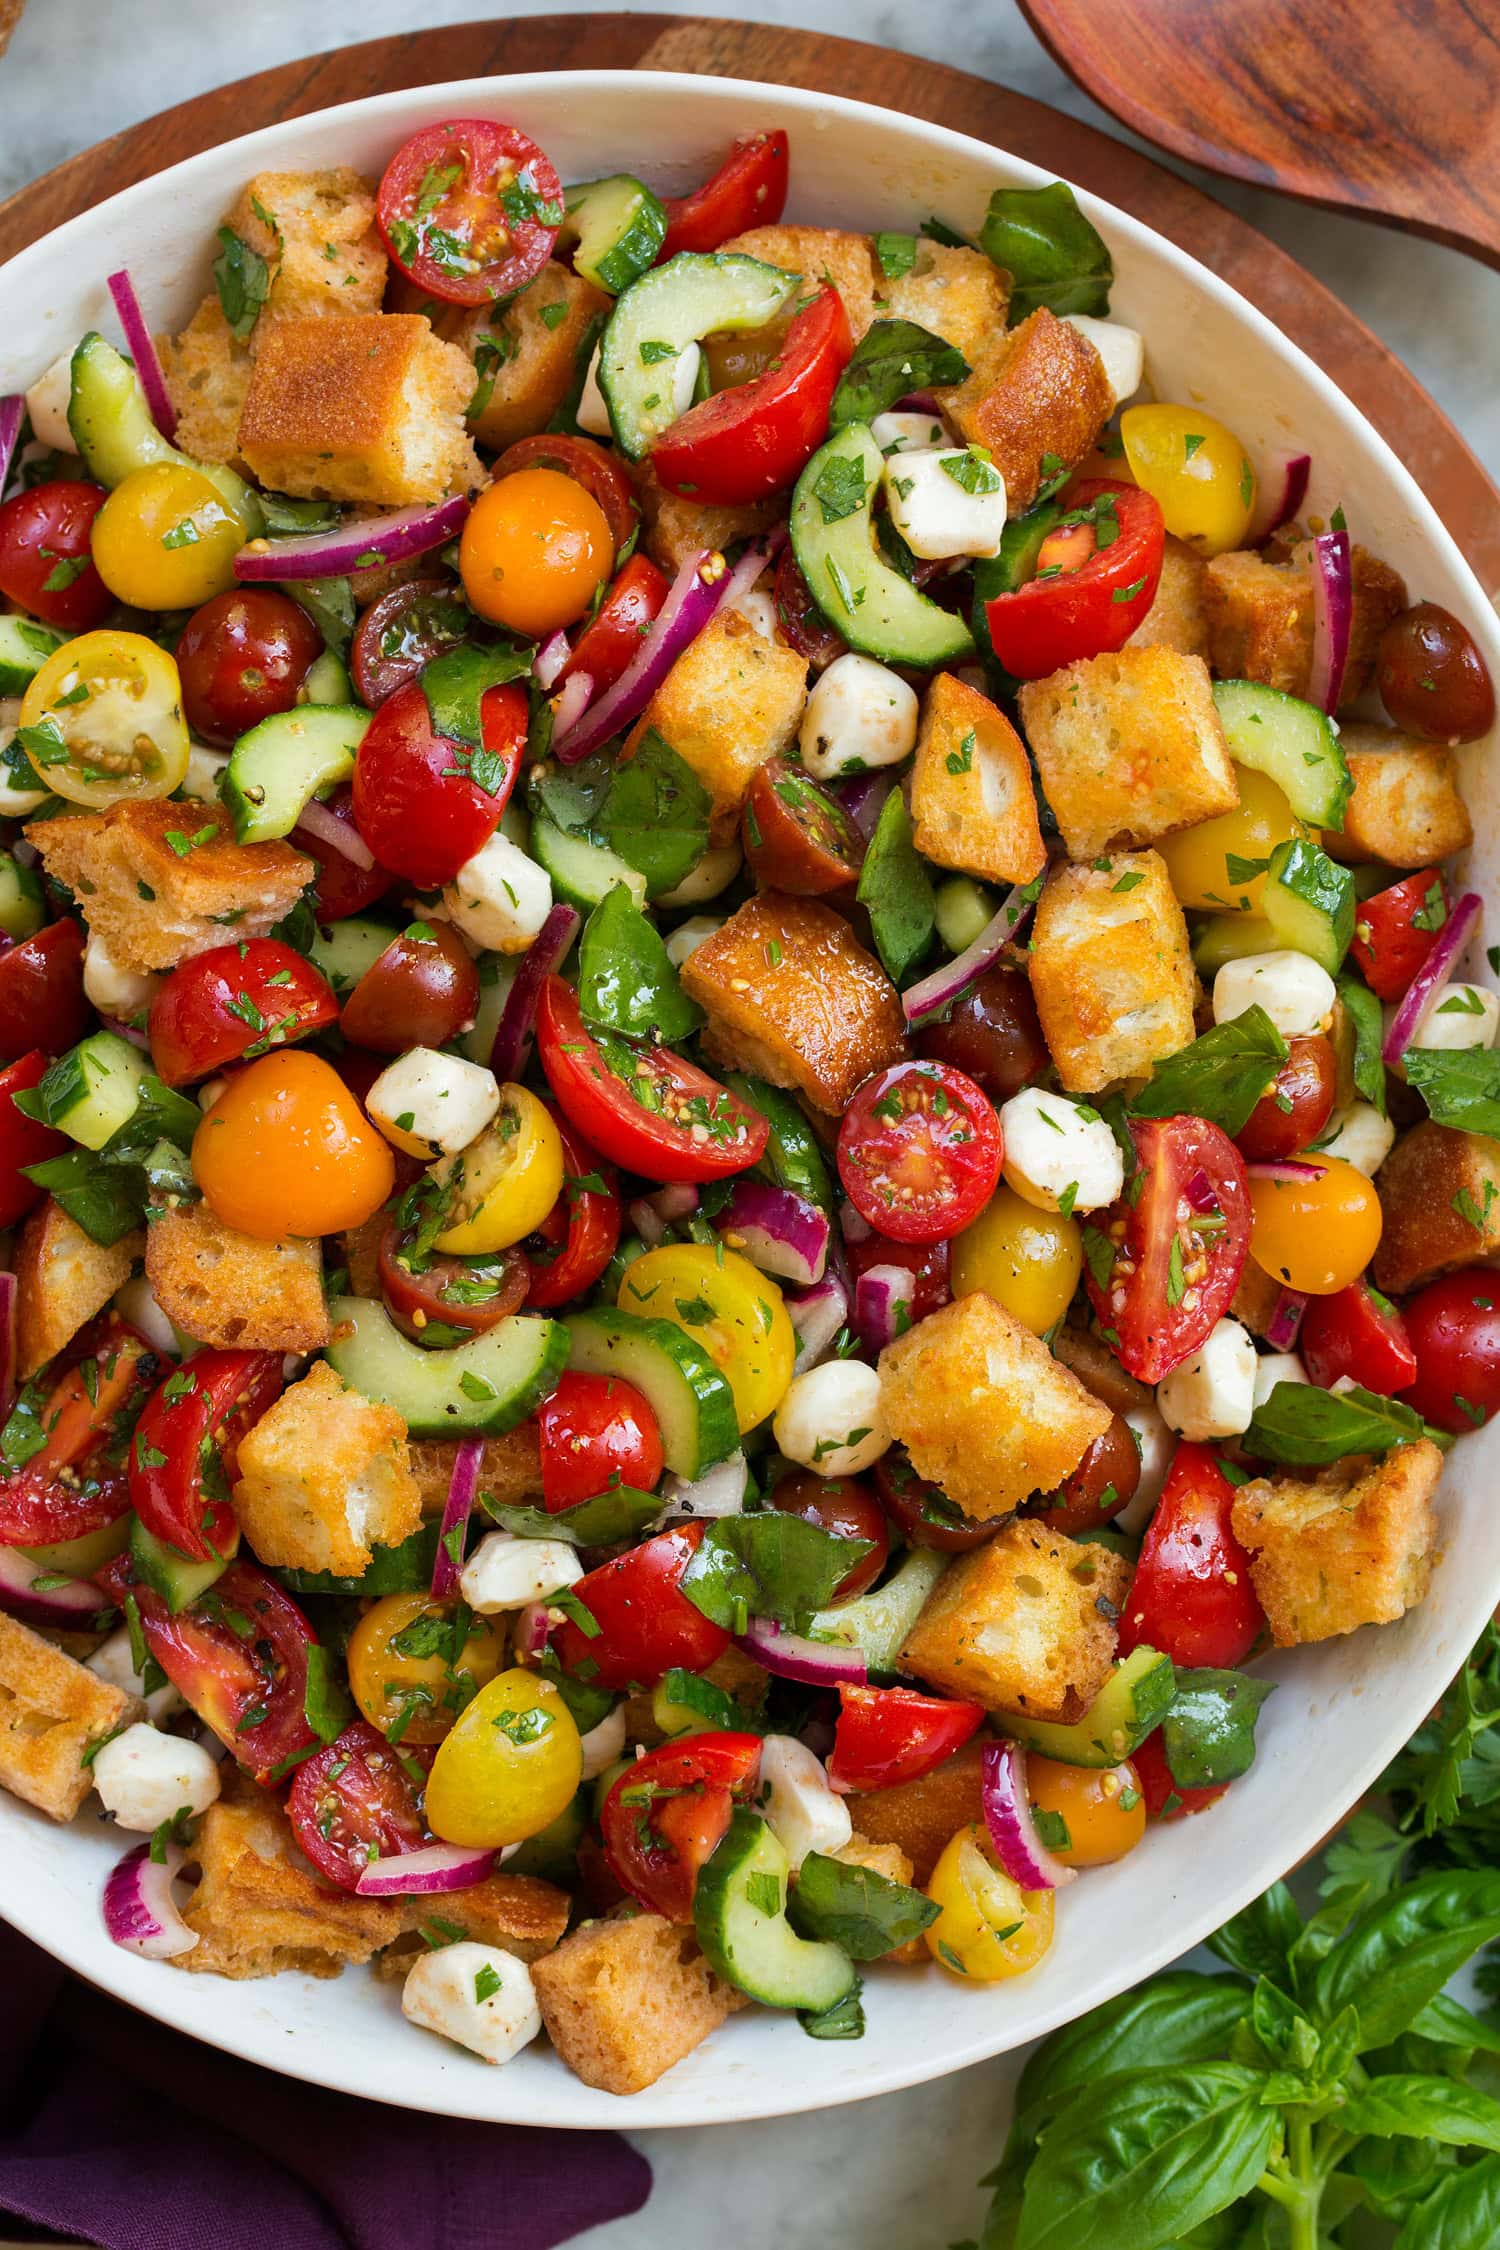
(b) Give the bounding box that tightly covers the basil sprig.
[577,883,703,1042]
[828,318,969,433]
[680,1515,875,1634]
[1244,1380,1450,1466]
[1129,1005,1287,1137]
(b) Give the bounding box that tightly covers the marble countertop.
[2,5,1495,2242]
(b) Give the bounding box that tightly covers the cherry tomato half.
[1377,602,1495,745]
[129,1347,284,1561]
[838,1060,1002,1247]
[1029,1412,1141,1535]
[1118,1441,1265,1670]
[290,784,396,922]
[828,1683,982,1793]
[1299,1278,1417,1398]
[551,1521,730,1690]
[561,552,670,698]
[1119,405,1256,556]
[520,1103,621,1311]
[873,1445,994,1552]
[288,1719,425,1892]
[743,757,865,896]
[914,960,1049,1106]
[1234,1036,1336,1165]
[149,939,339,1087]
[377,1220,529,1344]
[0,1316,156,1549]
[19,631,189,808]
[1349,869,1450,1002]
[0,479,113,631]
[651,286,853,507]
[1085,1116,1250,1384]
[600,1731,762,1920]
[658,131,790,260]
[340,918,479,1056]
[1397,1271,1500,1435]
[192,1050,395,1239]
[0,1049,67,1226]
[350,578,471,710]
[985,481,1165,680]
[768,1470,889,1599]
[773,543,847,669]
[0,920,90,1063]
[460,468,613,638]
[491,434,639,556]
[174,589,323,746]
[351,676,522,888]
[539,1370,664,1512]
[376,118,563,305]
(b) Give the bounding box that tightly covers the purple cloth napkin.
[0,1922,650,2250]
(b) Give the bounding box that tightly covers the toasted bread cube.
[231,1360,420,1576]
[1019,647,1238,863]
[0,1613,139,1822]
[445,263,609,452]
[682,894,909,1115]
[1325,724,1473,867]
[407,1428,544,1515]
[27,803,311,975]
[636,463,781,577]
[721,224,876,339]
[845,1740,985,1885]
[237,314,480,506]
[1203,541,1407,711]
[226,167,385,330]
[1231,1441,1441,1645]
[878,1292,1110,1521]
[1230,1254,1287,1342]
[1372,1123,1500,1295]
[157,296,254,468]
[532,1909,747,2094]
[1029,850,1198,1092]
[910,672,1046,887]
[901,1521,1127,1721]
[1128,536,1210,658]
[374,1871,571,1980]
[639,607,808,830]
[147,1202,328,1352]
[874,240,1009,359]
[177,1795,402,1977]
[936,308,1112,512]
[15,1199,142,1378]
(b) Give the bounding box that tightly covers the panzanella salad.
[0,119,1495,2094]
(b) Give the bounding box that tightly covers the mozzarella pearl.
[1213,951,1337,1038]
[772,1359,889,1477]
[999,1087,1124,1216]
[798,652,919,782]
[882,447,1008,562]
[442,831,553,955]
[1252,1350,1309,1410]
[1063,315,1146,407]
[366,1046,501,1160]
[401,1943,542,2066]
[1156,1318,1258,1442]
[1411,982,1500,1052]
[459,1530,582,1614]
[1318,1102,1396,1178]
[870,410,950,456]
[92,1723,220,1832]
[760,1735,853,1867]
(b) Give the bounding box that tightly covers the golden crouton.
[1020,646,1238,863]
[936,308,1112,512]
[636,464,782,577]
[682,894,909,1115]
[0,1613,138,1823]
[1231,1441,1442,1645]
[27,803,311,976]
[1325,724,1473,867]
[1203,541,1407,712]
[1230,1255,1287,1342]
[845,1740,986,1885]
[341,1212,385,1299]
[878,1292,1110,1522]
[1372,1123,1500,1295]
[146,1202,329,1353]
[1029,850,1198,1092]
[177,1794,403,1977]
[901,1522,1127,1722]
[721,225,876,339]
[445,263,608,452]
[237,314,481,507]
[374,1872,571,1980]
[910,672,1046,887]
[827,1831,925,1962]
[225,167,386,331]
[157,297,254,469]
[639,607,808,831]
[231,1361,420,1577]
[532,1909,748,2094]
[874,240,1009,359]
[407,1428,544,1515]
[15,1199,142,1379]
[1128,536,1210,658]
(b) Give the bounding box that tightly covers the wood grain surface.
[1,10,1497,583]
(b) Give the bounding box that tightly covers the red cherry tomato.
[521,1103,621,1311]
[773,544,847,669]
[288,1719,425,1892]
[985,482,1165,680]
[0,480,113,630]
[1085,1117,1250,1385]
[1349,870,1450,1002]
[551,1522,729,1689]
[658,131,790,259]
[350,579,471,710]
[1377,602,1496,745]
[0,920,89,1063]
[1118,1441,1265,1670]
[1234,1036,1337,1165]
[0,1316,156,1548]
[873,1444,994,1552]
[838,1060,1002,1247]
[1397,1271,1500,1435]
[536,976,769,1184]
[128,1347,284,1561]
[767,1470,889,1599]
[0,1048,67,1227]
[560,552,669,698]
[827,1683,983,1793]
[351,676,522,887]
[173,589,323,746]
[1299,1279,1417,1398]
[491,435,639,556]
[377,1221,529,1343]
[845,1231,951,1333]
[376,118,562,305]
[1030,1413,1141,1535]
[148,939,338,1088]
[290,784,396,922]
[743,757,865,896]
[600,1731,762,1921]
[539,1371,665,1512]
[651,287,854,507]
[914,961,1049,1107]
[1131,1728,1229,1822]
[340,918,479,1056]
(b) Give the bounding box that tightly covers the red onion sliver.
[980,1738,1077,1892]
[718,528,785,613]
[839,1200,874,1246]
[431,1436,484,1599]
[107,269,178,440]
[1305,528,1353,716]
[355,1840,496,1897]
[736,1615,868,1687]
[1383,890,1483,1062]
[1266,1287,1309,1351]
[838,771,895,841]
[787,1272,850,1372]
[1182,1167,1219,1214]
[660,1453,748,1519]
[549,666,593,741]
[0,395,23,495]
[514,1601,552,1660]
[0,1543,108,1627]
[98,1014,151,1052]
[534,629,570,691]
[894,390,940,414]
[627,1196,668,1248]
[296,797,376,871]
[104,1840,199,1959]
[853,1262,916,1353]
[489,902,581,1082]
[235,495,471,581]
[1245,1158,1327,1185]
[716,1177,830,1287]
[649,1182,699,1224]
[1253,449,1311,543]
[903,880,1040,1026]
[552,546,739,765]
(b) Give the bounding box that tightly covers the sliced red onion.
[838,771,895,841]
[513,1601,552,1659]
[716,1177,829,1287]
[355,1840,495,1896]
[787,1272,850,1372]
[981,1738,1077,1892]
[0,1545,110,1627]
[107,269,178,440]
[1305,528,1353,716]
[550,667,593,740]
[489,902,581,1081]
[1266,1287,1309,1351]
[0,1270,16,1422]
[430,1437,483,1599]
[627,1195,668,1248]
[1245,1158,1327,1184]
[902,881,1040,1027]
[661,1453,748,1519]
[854,1262,916,1353]
[296,797,376,871]
[839,1200,874,1246]
[104,1840,199,1960]
[534,629,570,691]
[0,395,24,494]
[736,1615,868,1687]
[235,495,471,581]
[718,529,784,613]
[1182,1167,1219,1213]
[895,390,940,413]
[552,545,748,766]
[649,1182,699,1224]
[98,1014,151,1052]
[1383,890,1483,1062]
[1254,450,1311,542]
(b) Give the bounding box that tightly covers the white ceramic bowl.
[2,68,1497,2131]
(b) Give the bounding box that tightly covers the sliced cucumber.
[129,1512,238,1615]
[790,423,975,668]
[532,809,647,912]
[306,913,399,1001]
[0,614,66,698]
[565,1306,738,1478]
[1213,679,1351,830]
[460,956,518,1066]
[35,1032,151,1151]
[326,1297,569,1437]
[1190,913,1283,979]
[67,332,264,533]
[223,704,370,844]
[805,1547,949,1676]
[934,876,997,955]
[1261,837,1356,974]
[503,1791,589,1881]
[561,174,668,295]
[599,252,797,457]
[694,1808,857,2012]
[998,1645,1177,1768]
[299,649,352,706]
[724,1073,834,1215]
[0,852,45,942]
[19,1515,131,1578]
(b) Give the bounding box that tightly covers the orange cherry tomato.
[459,467,613,636]
[192,1051,395,1238]
[1026,1753,1147,1867]
[1247,1156,1383,1296]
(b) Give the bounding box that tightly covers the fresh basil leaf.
[530,1656,614,1738]
[578,883,703,1041]
[799,1981,865,2040]
[213,225,270,340]
[591,728,711,897]
[21,1148,146,1246]
[102,1072,201,1160]
[303,1643,353,1744]
[1246,1976,1319,2072]
[1404,1043,1500,1136]
[789,1852,939,1959]
[1161,1668,1276,1790]
[486,1487,662,1547]
[259,493,342,536]
[680,1514,875,1634]
[545,308,608,437]
[1409,1991,1500,2059]
[856,788,935,985]
[1206,1882,1303,1985]
[1244,1380,1448,1466]
[1340,2072,1500,2153]
[279,1522,440,1595]
[979,182,1112,323]
[285,576,355,660]
[1336,973,1388,1117]
[1395,2154,1500,2249]
[1129,1006,1287,1135]
[828,318,969,433]
[0,1375,53,1471]
[421,640,531,753]
[1015,1972,1253,2120]
[1310,1869,1500,2051]
[657,1664,765,1734]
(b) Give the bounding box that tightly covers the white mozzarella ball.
[86,1626,185,1724]
[669,342,703,419]
[366,1046,500,1159]
[442,830,553,955]
[724,588,780,642]
[760,1735,853,1866]
[1000,1087,1124,1215]
[663,914,724,969]
[656,843,742,908]
[92,1724,220,1832]
[772,1359,889,1476]
[401,1943,542,2067]
[1411,983,1500,1052]
[459,1530,582,1614]
[1213,951,1336,1038]
[1318,1102,1396,1178]
[83,934,161,1021]
[1252,1350,1309,1410]
[576,343,612,438]
[178,744,229,804]
[882,447,1007,561]
[1114,1406,1174,1534]
[870,410,950,456]
[1156,1318,1258,1442]
[24,353,78,453]
[1063,315,1146,406]
[578,1703,627,1782]
[798,652,919,781]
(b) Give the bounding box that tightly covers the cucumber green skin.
[67,334,265,535]
[532,810,646,912]
[44,1032,150,1151]
[724,1072,834,1215]
[598,253,797,457]
[223,704,369,844]
[565,1307,738,1478]
[0,853,45,942]
[1213,678,1352,830]
[19,1515,130,1577]
[694,1809,857,2011]
[129,1513,236,1614]
[0,615,66,698]
[934,876,997,955]
[791,424,976,667]
[1262,837,1356,974]
[300,650,352,705]
[562,174,668,296]
[325,1297,569,1438]
[307,914,401,1000]
[1190,912,1282,979]
[804,1547,949,1675]
[1000,1646,1177,1768]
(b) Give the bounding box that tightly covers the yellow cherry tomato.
[1027,1754,1146,1868]
[950,1182,1082,1336]
[459,468,614,636]
[18,629,190,808]
[90,461,250,610]
[430,1084,564,1254]
[425,1667,583,1847]
[924,1825,1055,1982]
[1156,765,1306,916]
[1120,404,1257,556]
[618,1242,795,1432]
[1248,1155,1383,1296]
[193,1050,395,1238]
[346,1592,504,1746]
